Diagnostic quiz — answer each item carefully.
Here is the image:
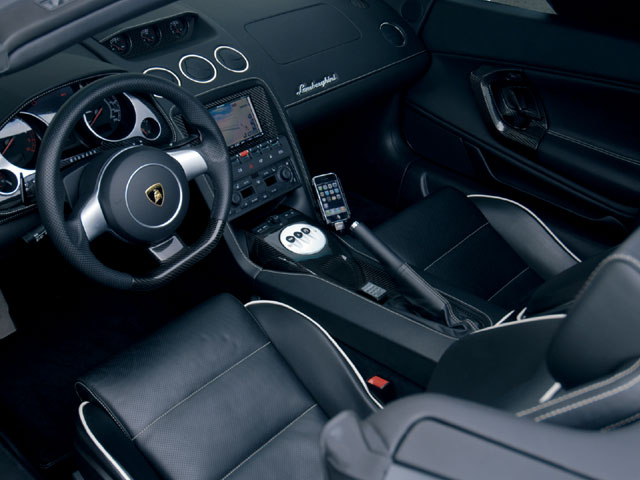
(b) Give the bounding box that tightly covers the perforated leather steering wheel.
[36,73,231,290]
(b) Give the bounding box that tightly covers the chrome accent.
[142,67,182,99]
[167,148,208,180]
[124,163,183,229]
[149,235,185,262]
[83,93,163,143]
[213,45,250,73]
[178,54,217,84]
[79,146,139,241]
[80,195,108,241]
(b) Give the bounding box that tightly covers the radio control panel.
[228,135,300,219]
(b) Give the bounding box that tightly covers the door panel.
[402,0,640,230]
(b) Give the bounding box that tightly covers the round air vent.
[178,54,217,84]
[142,67,181,87]
[380,22,406,47]
[214,46,249,73]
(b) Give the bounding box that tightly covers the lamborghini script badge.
[145,183,164,207]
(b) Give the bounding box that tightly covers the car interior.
[1,0,640,478]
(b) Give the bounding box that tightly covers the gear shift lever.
[350,221,466,329]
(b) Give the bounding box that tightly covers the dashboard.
[0,78,172,206]
[0,0,429,246]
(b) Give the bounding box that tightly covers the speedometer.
[83,95,135,142]
[0,118,40,170]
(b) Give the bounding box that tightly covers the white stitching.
[573,254,640,307]
[78,402,132,480]
[245,300,384,410]
[133,342,272,440]
[601,411,640,432]
[517,358,640,417]
[534,370,640,423]
[423,223,489,271]
[487,267,530,301]
[225,226,457,339]
[468,194,581,263]
[547,130,640,167]
[473,313,566,335]
[220,404,318,480]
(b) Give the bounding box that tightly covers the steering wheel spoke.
[167,148,208,181]
[79,195,108,242]
[148,235,186,263]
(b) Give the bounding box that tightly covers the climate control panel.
[228,135,300,219]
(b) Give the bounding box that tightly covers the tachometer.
[0,118,40,170]
[83,95,134,142]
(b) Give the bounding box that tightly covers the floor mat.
[0,239,248,475]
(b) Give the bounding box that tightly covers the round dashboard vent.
[380,22,406,47]
[142,67,181,87]
[178,54,217,84]
[214,46,249,73]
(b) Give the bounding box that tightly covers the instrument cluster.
[0,79,170,200]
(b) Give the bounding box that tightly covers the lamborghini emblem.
[145,183,164,207]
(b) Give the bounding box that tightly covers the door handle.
[471,67,548,150]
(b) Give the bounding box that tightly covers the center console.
[194,78,462,388]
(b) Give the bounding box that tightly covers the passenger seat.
[372,188,606,315]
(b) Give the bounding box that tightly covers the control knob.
[231,192,242,206]
[277,166,293,182]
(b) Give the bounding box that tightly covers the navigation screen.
[208,96,263,147]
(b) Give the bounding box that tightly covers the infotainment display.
[208,96,263,148]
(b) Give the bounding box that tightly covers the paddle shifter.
[350,221,467,329]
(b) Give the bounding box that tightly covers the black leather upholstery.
[549,229,640,389]
[75,294,378,480]
[374,188,584,312]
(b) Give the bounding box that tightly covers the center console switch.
[229,135,300,219]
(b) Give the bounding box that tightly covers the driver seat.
[74,294,381,480]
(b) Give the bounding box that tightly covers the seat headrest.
[548,228,640,389]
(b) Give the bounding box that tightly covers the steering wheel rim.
[36,73,231,290]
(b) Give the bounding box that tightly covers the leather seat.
[75,294,381,480]
[75,224,640,479]
[373,188,603,314]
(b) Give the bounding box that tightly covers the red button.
[367,376,389,389]
[239,150,249,157]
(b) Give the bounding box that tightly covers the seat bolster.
[517,358,640,431]
[469,194,580,280]
[76,402,161,480]
[246,300,382,418]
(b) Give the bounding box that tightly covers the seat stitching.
[534,371,640,423]
[573,254,640,307]
[487,267,530,301]
[75,382,132,440]
[517,358,640,417]
[423,222,489,271]
[220,404,318,480]
[601,411,640,432]
[132,342,272,440]
[467,194,581,263]
[437,289,493,326]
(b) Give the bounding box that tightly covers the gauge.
[0,169,19,195]
[83,95,135,142]
[108,34,131,56]
[169,19,187,39]
[0,118,40,170]
[140,27,160,47]
[140,117,161,140]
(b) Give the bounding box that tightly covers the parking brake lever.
[350,221,461,328]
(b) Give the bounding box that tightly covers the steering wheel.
[36,73,231,290]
